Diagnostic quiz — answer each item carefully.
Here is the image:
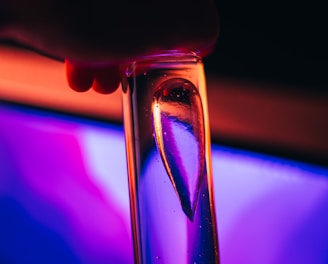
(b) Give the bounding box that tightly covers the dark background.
[205,0,327,93]
[3,0,326,92]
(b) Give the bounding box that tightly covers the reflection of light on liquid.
[152,78,205,220]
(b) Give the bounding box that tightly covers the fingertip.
[65,60,94,92]
[197,43,217,58]
[92,66,121,94]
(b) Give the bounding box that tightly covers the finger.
[92,65,121,94]
[65,60,94,92]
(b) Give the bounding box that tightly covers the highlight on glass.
[121,52,220,264]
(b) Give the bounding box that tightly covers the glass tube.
[122,52,219,264]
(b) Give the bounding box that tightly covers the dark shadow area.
[205,0,327,93]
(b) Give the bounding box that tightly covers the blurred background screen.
[1,101,327,264]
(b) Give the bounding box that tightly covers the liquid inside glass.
[152,78,205,221]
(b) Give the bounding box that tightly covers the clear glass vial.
[122,52,219,264]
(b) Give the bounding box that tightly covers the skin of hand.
[0,0,219,93]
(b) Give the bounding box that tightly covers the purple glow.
[140,151,188,263]
[0,106,133,263]
[213,147,328,264]
[1,103,328,263]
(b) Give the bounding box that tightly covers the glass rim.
[124,51,202,77]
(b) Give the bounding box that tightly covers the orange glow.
[1,44,327,158]
[0,45,122,121]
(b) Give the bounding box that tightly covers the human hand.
[0,0,219,93]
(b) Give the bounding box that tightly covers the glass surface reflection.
[122,53,219,263]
